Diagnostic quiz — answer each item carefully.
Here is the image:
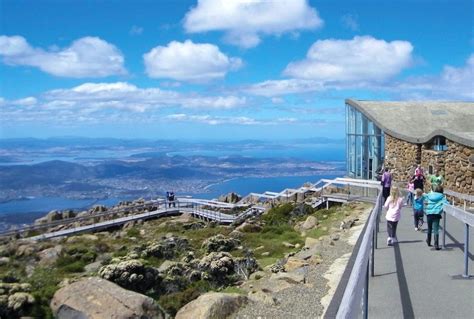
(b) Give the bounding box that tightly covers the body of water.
[0,173,341,229]
[168,143,345,161]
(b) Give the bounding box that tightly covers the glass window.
[432,136,447,151]
[345,103,385,180]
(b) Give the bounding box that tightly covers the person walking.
[424,185,448,250]
[412,169,425,192]
[384,186,404,246]
[381,168,392,203]
[429,170,444,191]
[412,188,425,231]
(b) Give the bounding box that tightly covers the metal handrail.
[442,203,473,278]
[336,186,383,319]
[445,189,474,203]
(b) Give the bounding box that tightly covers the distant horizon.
[0,135,346,143]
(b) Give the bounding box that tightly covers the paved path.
[369,206,474,318]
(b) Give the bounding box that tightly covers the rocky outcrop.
[202,234,240,253]
[198,252,235,283]
[0,283,35,318]
[37,245,63,266]
[50,277,165,319]
[175,292,247,319]
[98,259,160,293]
[218,192,242,203]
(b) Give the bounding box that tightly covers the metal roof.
[346,99,474,147]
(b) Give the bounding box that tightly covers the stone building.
[345,99,474,195]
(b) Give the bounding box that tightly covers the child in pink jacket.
[384,186,404,246]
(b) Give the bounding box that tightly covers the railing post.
[442,211,446,249]
[371,228,375,277]
[364,258,369,319]
[463,223,470,278]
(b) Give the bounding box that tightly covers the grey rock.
[50,277,165,319]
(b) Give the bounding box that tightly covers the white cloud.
[396,54,474,100]
[341,14,359,31]
[144,40,242,81]
[245,79,324,97]
[183,0,323,48]
[0,82,249,125]
[165,113,297,126]
[129,25,144,35]
[284,36,413,83]
[0,35,126,78]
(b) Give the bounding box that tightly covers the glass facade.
[346,103,384,179]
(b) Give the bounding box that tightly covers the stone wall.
[443,140,473,196]
[383,134,419,183]
[383,134,473,196]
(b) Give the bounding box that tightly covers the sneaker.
[392,238,398,244]
[415,227,418,231]
[418,220,424,229]
[387,237,392,246]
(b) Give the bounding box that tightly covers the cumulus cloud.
[0,82,248,125]
[183,0,323,48]
[0,35,126,77]
[284,36,413,83]
[144,40,242,81]
[397,54,474,100]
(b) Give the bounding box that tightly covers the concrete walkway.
[369,206,474,318]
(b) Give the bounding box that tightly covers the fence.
[333,184,383,319]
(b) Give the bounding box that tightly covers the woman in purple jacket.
[381,168,392,203]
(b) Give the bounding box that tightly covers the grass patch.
[126,227,140,237]
[27,267,62,319]
[221,286,246,294]
[158,280,212,316]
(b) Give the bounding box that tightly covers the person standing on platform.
[381,168,392,203]
[429,170,444,191]
[424,185,448,250]
[412,167,425,192]
[384,186,404,246]
[413,188,425,231]
[406,178,415,206]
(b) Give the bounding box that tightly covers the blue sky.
[0,0,472,140]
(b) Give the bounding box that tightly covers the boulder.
[37,245,63,266]
[50,277,164,319]
[305,237,318,248]
[284,257,308,272]
[0,283,34,317]
[202,234,240,253]
[248,290,278,306]
[302,216,318,230]
[175,292,247,319]
[218,192,242,204]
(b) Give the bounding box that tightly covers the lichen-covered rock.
[50,277,165,319]
[98,259,160,293]
[175,292,247,319]
[202,234,240,253]
[301,216,318,230]
[142,236,189,259]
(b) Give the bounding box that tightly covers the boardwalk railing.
[442,203,474,278]
[334,185,383,319]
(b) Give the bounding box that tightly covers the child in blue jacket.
[424,185,449,250]
[412,188,424,231]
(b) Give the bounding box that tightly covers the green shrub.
[262,203,294,225]
[126,227,140,237]
[158,280,212,316]
[27,268,61,318]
